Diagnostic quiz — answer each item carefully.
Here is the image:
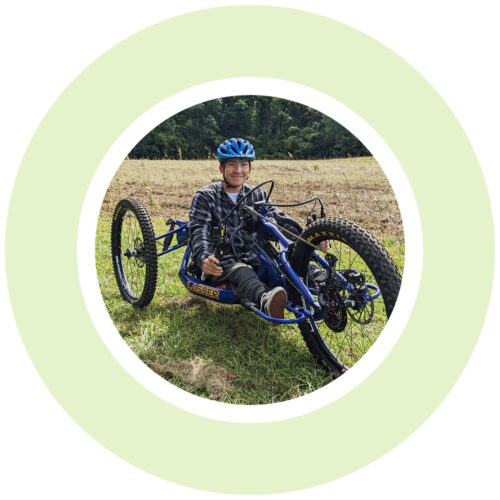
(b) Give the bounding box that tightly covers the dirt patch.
[144,358,235,400]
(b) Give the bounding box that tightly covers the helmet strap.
[222,175,237,189]
[220,165,237,188]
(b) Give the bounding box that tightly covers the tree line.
[129,96,370,160]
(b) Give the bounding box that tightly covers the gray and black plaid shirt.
[188,182,302,270]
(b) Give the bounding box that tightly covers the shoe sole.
[268,289,287,326]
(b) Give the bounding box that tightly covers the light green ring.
[6,7,494,494]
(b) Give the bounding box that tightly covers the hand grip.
[212,226,224,260]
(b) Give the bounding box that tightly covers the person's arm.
[188,191,215,270]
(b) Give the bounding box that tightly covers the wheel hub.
[123,238,145,266]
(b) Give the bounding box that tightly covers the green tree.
[128,96,370,159]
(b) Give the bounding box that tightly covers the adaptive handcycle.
[111,180,401,377]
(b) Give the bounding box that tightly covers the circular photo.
[96,96,404,404]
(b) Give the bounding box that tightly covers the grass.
[96,158,405,404]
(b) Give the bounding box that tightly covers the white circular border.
[78,77,422,423]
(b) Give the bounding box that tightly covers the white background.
[1,1,498,498]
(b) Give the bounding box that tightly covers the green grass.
[96,212,405,404]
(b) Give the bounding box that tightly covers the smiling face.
[219,158,252,191]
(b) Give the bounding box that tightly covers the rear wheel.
[111,198,158,308]
[290,218,401,377]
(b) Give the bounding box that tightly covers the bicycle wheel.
[111,198,158,308]
[290,218,401,377]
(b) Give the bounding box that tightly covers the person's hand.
[318,240,330,252]
[203,255,223,276]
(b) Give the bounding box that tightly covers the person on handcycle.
[188,138,305,322]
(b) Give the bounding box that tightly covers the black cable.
[262,197,325,218]
[230,218,247,256]
[219,179,275,225]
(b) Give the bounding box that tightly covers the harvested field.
[101,158,404,244]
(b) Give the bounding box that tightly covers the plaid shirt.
[188,182,301,269]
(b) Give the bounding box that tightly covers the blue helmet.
[217,138,256,160]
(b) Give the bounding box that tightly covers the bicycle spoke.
[304,234,393,368]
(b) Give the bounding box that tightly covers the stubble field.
[102,158,403,243]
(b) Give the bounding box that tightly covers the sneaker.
[260,287,287,325]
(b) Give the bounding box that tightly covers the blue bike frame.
[154,207,380,325]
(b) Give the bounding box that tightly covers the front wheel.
[111,198,158,308]
[290,218,401,377]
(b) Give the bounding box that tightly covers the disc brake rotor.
[319,281,347,332]
[342,268,375,325]
[133,237,145,267]
[346,291,375,324]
